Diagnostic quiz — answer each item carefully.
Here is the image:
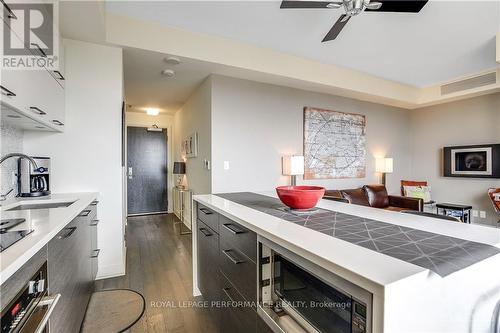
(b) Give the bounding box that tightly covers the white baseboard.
[95,263,126,280]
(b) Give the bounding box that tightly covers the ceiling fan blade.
[280,1,342,9]
[322,14,351,42]
[365,0,429,12]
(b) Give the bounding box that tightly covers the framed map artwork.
[303,107,366,179]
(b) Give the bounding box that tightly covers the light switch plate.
[472,210,479,217]
[480,211,486,218]
[224,161,230,170]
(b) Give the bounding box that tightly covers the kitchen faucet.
[0,153,38,201]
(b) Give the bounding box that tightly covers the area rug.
[81,289,145,333]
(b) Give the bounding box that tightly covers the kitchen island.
[193,192,500,333]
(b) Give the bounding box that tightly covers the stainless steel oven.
[1,263,60,333]
[258,237,372,333]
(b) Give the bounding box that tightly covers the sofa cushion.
[340,189,370,206]
[363,185,390,208]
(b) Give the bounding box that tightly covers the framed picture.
[181,132,198,158]
[444,144,500,178]
[304,107,366,179]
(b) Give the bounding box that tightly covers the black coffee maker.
[18,156,51,197]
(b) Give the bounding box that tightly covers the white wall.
[0,123,23,196]
[410,93,500,225]
[125,112,174,212]
[24,39,125,279]
[211,75,412,195]
[173,78,212,195]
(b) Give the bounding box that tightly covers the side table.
[436,203,473,223]
[173,187,192,235]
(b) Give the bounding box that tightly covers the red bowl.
[276,186,326,210]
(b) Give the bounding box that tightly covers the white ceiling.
[123,47,217,114]
[107,0,500,88]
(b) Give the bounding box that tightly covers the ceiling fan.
[280,0,429,42]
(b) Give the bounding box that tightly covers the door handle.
[53,70,65,80]
[91,249,100,258]
[30,43,47,57]
[0,85,16,97]
[222,223,246,235]
[58,227,77,239]
[198,227,212,237]
[199,208,213,215]
[30,106,46,115]
[222,249,244,264]
[128,167,133,179]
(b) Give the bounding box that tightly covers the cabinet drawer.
[197,220,220,300]
[220,272,256,333]
[197,203,218,234]
[219,238,256,303]
[219,215,256,262]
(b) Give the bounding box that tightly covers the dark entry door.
[127,127,168,215]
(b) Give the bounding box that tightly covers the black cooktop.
[216,192,500,277]
[0,229,33,252]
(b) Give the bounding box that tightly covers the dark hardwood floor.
[95,214,219,333]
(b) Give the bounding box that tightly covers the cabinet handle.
[222,223,246,235]
[90,219,99,227]
[0,85,16,97]
[30,43,47,58]
[29,106,46,115]
[91,249,100,258]
[222,249,244,264]
[79,210,92,217]
[198,227,212,237]
[52,120,64,126]
[53,70,65,80]
[222,287,236,302]
[199,208,213,215]
[58,226,77,239]
[1,0,17,19]
[91,200,99,206]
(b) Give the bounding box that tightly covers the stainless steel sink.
[6,201,76,211]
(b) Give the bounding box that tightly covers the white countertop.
[0,192,98,285]
[194,192,500,287]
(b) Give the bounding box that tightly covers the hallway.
[95,214,218,333]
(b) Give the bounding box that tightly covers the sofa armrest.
[389,195,423,212]
[323,196,349,204]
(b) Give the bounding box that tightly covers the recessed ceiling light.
[164,56,181,65]
[146,108,160,116]
[161,69,175,78]
[7,114,21,118]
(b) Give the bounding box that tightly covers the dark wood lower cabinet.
[48,203,98,332]
[196,203,274,333]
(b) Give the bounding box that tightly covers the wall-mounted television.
[444,144,500,178]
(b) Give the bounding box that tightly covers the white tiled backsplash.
[1,122,24,196]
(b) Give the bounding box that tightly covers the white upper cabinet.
[0,1,65,132]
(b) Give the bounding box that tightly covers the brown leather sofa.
[324,185,423,212]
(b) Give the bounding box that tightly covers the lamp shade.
[282,155,304,176]
[376,158,393,173]
[173,162,186,175]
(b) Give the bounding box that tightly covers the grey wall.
[173,77,212,195]
[410,93,500,225]
[211,75,412,194]
[0,122,23,196]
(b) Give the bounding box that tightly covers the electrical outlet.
[479,211,486,219]
[472,210,479,217]
[224,161,230,170]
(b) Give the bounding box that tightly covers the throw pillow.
[404,185,432,203]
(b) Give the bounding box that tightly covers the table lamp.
[282,155,304,186]
[173,162,186,189]
[376,157,393,187]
